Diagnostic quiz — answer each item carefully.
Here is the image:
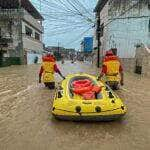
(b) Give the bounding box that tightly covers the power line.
[55,0,77,13]
[65,0,94,24]
[36,0,95,25]
[74,0,93,17]
[31,0,96,49]
[64,26,93,46]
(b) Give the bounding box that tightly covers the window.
[25,26,33,37]
[35,32,40,41]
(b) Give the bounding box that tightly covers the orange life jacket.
[42,56,56,83]
[103,55,120,82]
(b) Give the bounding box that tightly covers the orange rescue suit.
[101,55,123,82]
[39,56,60,83]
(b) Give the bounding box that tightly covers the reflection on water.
[0,61,150,150]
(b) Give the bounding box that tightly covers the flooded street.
[0,61,150,150]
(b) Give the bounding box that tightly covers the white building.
[0,0,44,66]
[94,0,150,58]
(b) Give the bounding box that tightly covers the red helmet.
[46,52,52,57]
[105,50,113,56]
[42,52,56,62]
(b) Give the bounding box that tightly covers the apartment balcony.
[23,10,44,33]
[22,34,44,52]
[0,9,43,33]
[0,9,44,33]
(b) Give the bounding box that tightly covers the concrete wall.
[26,52,42,65]
[22,27,43,54]
[135,46,150,77]
[121,58,135,73]
[23,10,43,32]
[120,46,150,77]
[97,0,150,58]
[142,55,150,77]
[22,10,44,65]
[0,9,44,66]
[22,21,42,41]
[22,12,44,55]
[23,36,43,53]
[93,27,97,48]
[22,22,43,53]
[0,18,21,57]
[100,1,109,55]
[107,15,150,58]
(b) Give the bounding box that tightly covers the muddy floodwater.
[0,61,150,150]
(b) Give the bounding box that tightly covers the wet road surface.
[0,61,150,150]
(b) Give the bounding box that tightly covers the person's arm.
[119,65,124,86]
[54,64,65,79]
[98,64,107,80]
[39,66,43,83]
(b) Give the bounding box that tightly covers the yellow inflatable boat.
[52,73,126,121]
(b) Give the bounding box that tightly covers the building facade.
[94,0,150,59]
[0,0,44,67]
[135,45,150,77]
[45,46,76,60]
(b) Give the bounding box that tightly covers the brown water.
[0,61,150,150]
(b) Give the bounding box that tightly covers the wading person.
[61,53,65,64]
[98,50,124,90]
[34,56,38,64]
[39,53,65,89]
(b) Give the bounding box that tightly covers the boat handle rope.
[53,107,123,114]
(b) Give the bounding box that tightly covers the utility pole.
[58,42,60,53]
[96,13,101,68]
[18,0,24,64]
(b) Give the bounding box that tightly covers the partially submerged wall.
[119,46,150,77]
[121,58,135,73]
[135,46,150,77]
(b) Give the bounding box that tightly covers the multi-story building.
[0,0,44,66]
[94,0,150,59]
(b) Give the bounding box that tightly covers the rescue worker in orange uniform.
[39,53,65,89]
[98,50,124,90]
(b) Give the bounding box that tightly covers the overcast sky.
[31,0,97,50]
